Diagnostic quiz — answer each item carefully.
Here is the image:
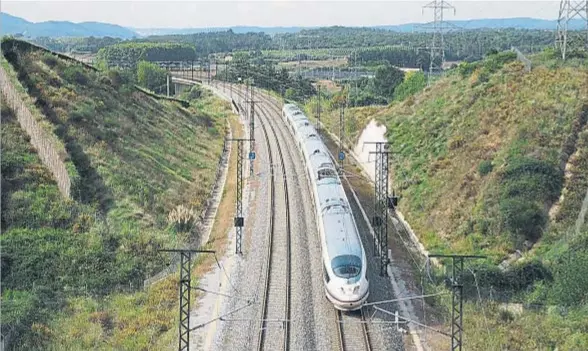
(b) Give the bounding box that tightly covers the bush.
[550,233,588,306]
[458,61,479,77]
[62,65,89,86]
[478,160,493,176]
[394,71,427,102]
[500,198,547,243]
[501,157,563,203]
[41,53,58,68]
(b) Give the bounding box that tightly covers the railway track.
[336,308,372,351]
[256,89,374,351]
[240,90,291,351]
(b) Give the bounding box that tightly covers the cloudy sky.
[2,1,561,28]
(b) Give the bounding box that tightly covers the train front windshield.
[331,255,362,279]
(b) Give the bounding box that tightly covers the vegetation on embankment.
[1,39,235,349]
[306,49,588,349]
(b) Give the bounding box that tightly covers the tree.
[393,71,426,101]
[373,64,405,99]
[136,61,167,92]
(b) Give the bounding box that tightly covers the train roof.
[318,180,362,260]
[323,206,363,260]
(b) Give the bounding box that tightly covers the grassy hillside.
[1,40,235,349]
[307,50,588,349]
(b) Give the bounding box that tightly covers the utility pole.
[338,103,345,174]
[316,84,321,134]
[556,0,588,60]
[227,138,253,254]
[159,249,216,351]
[428,254,486,351]
[245,84,261,176]
[167,74,170,97]
[422,0,456,85]
[367,142,397,276]
[207,57,211,84]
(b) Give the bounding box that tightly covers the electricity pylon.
[422,0,456,84]
[556,0,588,60]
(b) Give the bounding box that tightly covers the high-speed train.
[281,103,369,311]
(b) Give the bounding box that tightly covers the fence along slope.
[0,64,71,198]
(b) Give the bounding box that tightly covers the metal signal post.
[228,138,253,254]
[159,249,215,351]
[428,254,486,351]
[244,85,261,177]
[367,141,397,276]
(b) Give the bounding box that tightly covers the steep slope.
[380,53,588,256]
[1,39,234,349]
[307,51,588,349]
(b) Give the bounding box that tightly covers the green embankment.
[1,40,234,349]
[308,51,588,349]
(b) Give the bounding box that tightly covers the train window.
[318,169,337,180]
[323,265,330,283]
[331,255,361,279]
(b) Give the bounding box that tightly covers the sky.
[1,1,562,29]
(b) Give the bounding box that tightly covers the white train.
[281,103,369,311]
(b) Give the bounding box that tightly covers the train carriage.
[282,103,369,310]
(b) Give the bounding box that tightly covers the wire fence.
[0,65,72,198]
[511,46,532,73]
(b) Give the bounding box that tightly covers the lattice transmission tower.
[556,0,588,60]
[422,0,456,84]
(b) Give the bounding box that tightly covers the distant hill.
[0,12,138,38]
[2,12,585,38]
[376,17,587,32]
[134,17,586,36]
[133,26,304,36]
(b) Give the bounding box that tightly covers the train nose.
[341,284,360,296]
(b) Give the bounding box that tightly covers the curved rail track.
[229,84,375,351]
[235,89,291,351]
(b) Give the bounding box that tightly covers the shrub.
[498,309,515,323]
[500,198,547,243]
[167,205,196,232]
[394,71,427,102]
[501,157,563,203]
[62,65,89,86]
[41,53,58,68]
[458,61,479,77]
[478,160,493,176]
[550,233,588,306]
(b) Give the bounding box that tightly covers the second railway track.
[251,91,292,351]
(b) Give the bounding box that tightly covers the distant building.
[443,61,461,69]
[396,67,421,73]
